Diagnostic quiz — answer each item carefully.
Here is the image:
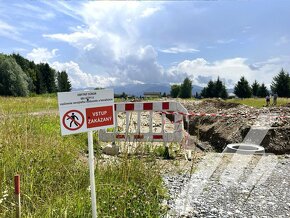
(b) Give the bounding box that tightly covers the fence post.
[14,174,21,218]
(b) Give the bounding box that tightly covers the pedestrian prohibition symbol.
[62,110,85,131]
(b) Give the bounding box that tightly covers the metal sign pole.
[88,131,97,218]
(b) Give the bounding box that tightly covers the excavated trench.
[177,100,290,154]
[186,117,290,154]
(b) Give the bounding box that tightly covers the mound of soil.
[183,100,290,154]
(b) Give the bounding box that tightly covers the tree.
[257,83,269,97]
[220,88,228,99]
[203,80,215,98]
[170,84,181,98]
[162,92,167,97]
[57,71,72,92]
[39,63,56,93]
[179,77,192,98]
[12,53,37,93]
[120,92,127,98]
[201,77,228,99]
[215,77,228,99]
[36,68,46,94]
[234,76,252,98]
[0,54,29,96]
[271,69,290,97]
[251,80,260,97]
[194,92,200,99]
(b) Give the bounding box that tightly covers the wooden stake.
[14,175,21,218]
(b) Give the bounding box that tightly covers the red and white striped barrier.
[99,101,188,142]
[160,111,290,119]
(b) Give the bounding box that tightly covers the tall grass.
[0,96,166,217]
[0,94,57,114]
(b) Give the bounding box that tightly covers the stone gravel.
[163,153,290,218]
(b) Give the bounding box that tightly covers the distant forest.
[171,68,290,99]
[0,53,71,97]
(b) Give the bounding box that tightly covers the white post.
[88,131,97,218]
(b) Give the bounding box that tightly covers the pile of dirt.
[182,100,290,154]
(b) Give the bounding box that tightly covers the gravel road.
[163,153,290,218]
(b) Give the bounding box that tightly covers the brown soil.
[182,100,290,154]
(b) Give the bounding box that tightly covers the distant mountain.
[227,88,234,93]
[72,83,204,96]
[111,83,203,96]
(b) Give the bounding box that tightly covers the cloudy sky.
[1,0,290,88]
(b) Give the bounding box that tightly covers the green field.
[0,94,58,114]
[0,96,166,217]
[227,97,289,108]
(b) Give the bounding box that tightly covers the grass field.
[227,97,290,108]
[0,94,58,114]
[2,95,288,217]
[0,96,166,217]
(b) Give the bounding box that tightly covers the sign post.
[57,89,115,218]
[88,131,97,218]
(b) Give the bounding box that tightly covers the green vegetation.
[179,77,192,98]
[0,96,166,217]
[0,54,29,97]
[234,76,252,98]
[201,77,228,99]
[251,80,259,97]
[170,84,180,98]
[170,77,192,98]
[271,68,290,97]
[0,53,71,97]
[0,94,57,114]
[227,97,289,108]
[256,83,269,97]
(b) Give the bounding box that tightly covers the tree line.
[170,68,290,99]
[0,53,71,97]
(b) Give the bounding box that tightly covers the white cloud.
[43,2,166,85]
[0,20,36,46]
[216,39,236,44]
[159,47,199,54]
[51,61,118,88]
[26,48,58,63]
[39,1,290,89]
[13,3,55,20]
[0,20,18,36]
[140,7,160,18]
[167,57,290,88]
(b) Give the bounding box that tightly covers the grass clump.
[96,158,166,217]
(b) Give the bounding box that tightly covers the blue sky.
[0,0,290,88]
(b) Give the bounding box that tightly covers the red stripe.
[162,102,169,110]
[14,175,20,195]
[116,134,125,139]
[153,135,163,139]
[143,103,153,110]
[125,104,134,111]
[134,135,144,139]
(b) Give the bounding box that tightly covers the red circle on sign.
[62,110,85,131]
